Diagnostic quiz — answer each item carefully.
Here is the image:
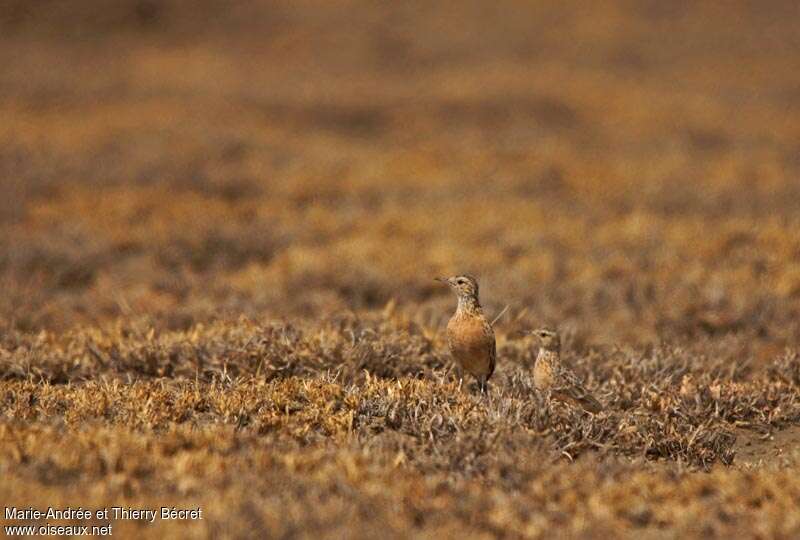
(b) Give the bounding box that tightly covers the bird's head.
[531,327,561,352]
[436,274,480,301]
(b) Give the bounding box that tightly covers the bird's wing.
[487,333,496,380]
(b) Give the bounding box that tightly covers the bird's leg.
[478,377,489,396]
[458,377,463,392]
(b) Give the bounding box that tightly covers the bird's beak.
[434,277,448,283]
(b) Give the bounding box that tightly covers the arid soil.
[2,1,800,538]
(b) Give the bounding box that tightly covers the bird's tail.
[554,387,603,414]
[577,393,603,414]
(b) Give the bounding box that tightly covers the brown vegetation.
[2,1,800,537]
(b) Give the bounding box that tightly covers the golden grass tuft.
[2,1,800,537]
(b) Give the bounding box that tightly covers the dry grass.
[2,1,800,537]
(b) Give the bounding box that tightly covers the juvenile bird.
[531,328,602,413]
[437,274,496,393]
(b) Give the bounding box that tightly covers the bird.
[531,328,602,413]
[436,274,496,393]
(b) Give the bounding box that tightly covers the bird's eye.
[457,279,465,285]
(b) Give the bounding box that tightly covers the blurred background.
[1,0,799,350]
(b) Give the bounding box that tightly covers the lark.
[437,274,496,393]
[531,328,602,413]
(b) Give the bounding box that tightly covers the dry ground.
[2,1,800,538]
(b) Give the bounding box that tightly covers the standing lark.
[437,274,496,393]
[531,328,602,413]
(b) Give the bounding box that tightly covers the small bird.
[531,328,602,413]
[437,274,496,393]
